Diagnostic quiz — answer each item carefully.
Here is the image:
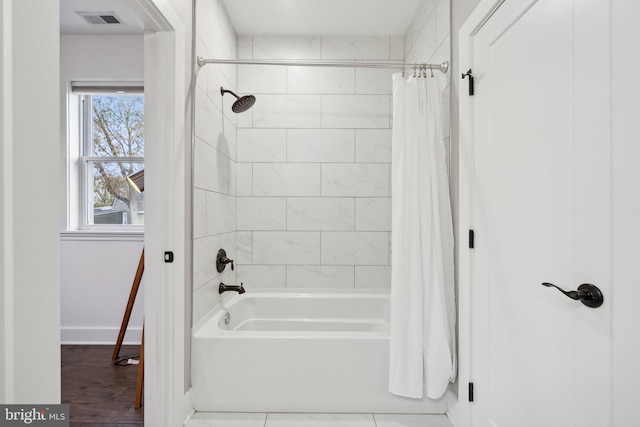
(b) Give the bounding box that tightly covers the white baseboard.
[61,327,143,345]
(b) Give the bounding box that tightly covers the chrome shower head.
[220,87,256,113]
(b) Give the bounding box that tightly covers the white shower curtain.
[389,73,456,400]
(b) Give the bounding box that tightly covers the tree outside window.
[82,93,144,226]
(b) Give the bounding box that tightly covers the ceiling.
[61,0,424,37]
[60,0,145,35]
[221,0,424,36]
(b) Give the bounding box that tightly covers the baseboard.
[61,327,143,345]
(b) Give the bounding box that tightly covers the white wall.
[192,0,239,326]
[1,0,61,403]
[232,35,402,290]
[60,34,145,344]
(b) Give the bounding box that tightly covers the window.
[74,84,144,228]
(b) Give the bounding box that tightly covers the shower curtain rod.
[197,56,449,74]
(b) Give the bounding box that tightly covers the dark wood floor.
[61,345,143,426]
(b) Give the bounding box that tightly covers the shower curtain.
[389,73,456,400]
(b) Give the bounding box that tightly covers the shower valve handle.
[541,282,603,308]
[216,248,234,273]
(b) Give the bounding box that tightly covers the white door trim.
[449,1,510,426]
[138,1,193,425]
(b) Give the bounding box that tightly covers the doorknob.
[541,282,604,308]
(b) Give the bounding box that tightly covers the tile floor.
[186,412,454,427]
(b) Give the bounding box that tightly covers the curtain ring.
[430,65,434,78]
[413,64,417,78]
[402,61,406,78]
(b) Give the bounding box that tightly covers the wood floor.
[61,345,144,426]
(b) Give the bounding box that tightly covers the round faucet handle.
[216,249,235,273]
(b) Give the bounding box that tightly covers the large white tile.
[192,279,220,326]
[321,36,389,60]
[195,87,223,147]
[321,232,389,265]
[188,411,267,427]
[252,36,321,59]
[355,266,391,289]
[236,265,286,287]
[222,113,237,161]
[355,129,392,163]
[355,197,391,231]
[217,3,237,54]
[435,0,450,48]
[253,95,322,128]
[236,231,252,263]
[287,197,354,231]
[237,197,286,230]
[193,235,220,289]
[253,163,321,196]
[287,265,355,289]
[206,192,236,235]
[193,189,207,239]
[195,0,219,50]
[253,231,320,265]
[194,138,230,193]
[355,68,395,94]
[374,414,453,427]
[266,413,375,427]
[322,95,390,128]
[236,163,253,196]
[410,0,437,47]
[238,64,287,94]
[287,67,355,94]
[236,107,253,128]
[287,129,355,163]
[207,64,232,113]
[237,129,286,162]
[321,163,389,197]
[229,160,237,196]
[195,36,210,94]
[409,9,437,62]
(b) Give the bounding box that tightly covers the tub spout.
[219,282,245,295]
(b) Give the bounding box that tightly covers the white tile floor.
[186,412,454,427]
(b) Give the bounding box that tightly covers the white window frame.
[74,84,145,231]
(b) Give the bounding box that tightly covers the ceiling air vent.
[77,12,123,26]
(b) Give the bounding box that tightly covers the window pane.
[91,95,144,157]
[90,161,144,225]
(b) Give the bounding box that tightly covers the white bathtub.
[192,289,447,414]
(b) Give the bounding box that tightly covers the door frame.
[136,1,192,425]
[448,1,507,426]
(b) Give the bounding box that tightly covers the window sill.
[60,229,144,242]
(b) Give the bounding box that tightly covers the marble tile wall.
[192,0,239,325]
[405,0,451,153]
[235,36,402,290]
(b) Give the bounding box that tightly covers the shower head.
[220,87,256,113]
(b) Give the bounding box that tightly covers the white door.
[469,0,614,425]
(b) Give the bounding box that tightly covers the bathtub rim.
[193,288,391,339]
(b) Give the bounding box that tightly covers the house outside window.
[73,84,144,228]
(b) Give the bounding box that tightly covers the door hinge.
[469,382,475,402]
[461,69,474,96]
[469,229,475,249]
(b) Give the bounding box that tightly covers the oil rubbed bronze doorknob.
[541,282,604,308]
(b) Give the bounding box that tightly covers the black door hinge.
[164,251,174,263]
[469,229,475,249]
[461,69,474,96]
[469,382,475,402]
